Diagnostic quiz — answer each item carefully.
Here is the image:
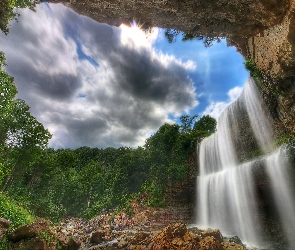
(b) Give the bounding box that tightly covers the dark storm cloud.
[69,18,196,108]
[0,3,197,148]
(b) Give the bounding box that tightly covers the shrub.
[0,192,34,230]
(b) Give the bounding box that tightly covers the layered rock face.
[48,0,289,38]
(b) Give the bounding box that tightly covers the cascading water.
[196,78,295,248]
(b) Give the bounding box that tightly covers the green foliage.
[117,193,137,216]
[37,232,51,245]
[193,115,217,138]
[142,115,216,205]
[244,58,263,79]
[0,192,34,230]
[0,52,51,195]
[141,180,166,207]
[164,29,222,47]
[0,0,37,34]
[243,133,295,161]
[0,235,9,249]
[3,114,216,220]
[164,28,180,43]
[182,34,222,48]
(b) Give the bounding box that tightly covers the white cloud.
[0,3,198,149]
[203,86,243,120]
[228,86,243,102]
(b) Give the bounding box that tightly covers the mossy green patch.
[0,192,35,230]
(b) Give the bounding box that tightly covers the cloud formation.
[0,3,198,148]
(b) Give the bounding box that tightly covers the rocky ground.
[0,202,265,250]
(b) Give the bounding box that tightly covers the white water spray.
[196,78,295,247]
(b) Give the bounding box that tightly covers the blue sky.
[152,31,249,120]
[0,3,249,149]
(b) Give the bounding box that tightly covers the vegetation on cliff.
[244,58,263,79]
[164,28,223,47]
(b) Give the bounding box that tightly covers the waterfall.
[196,78,295,248]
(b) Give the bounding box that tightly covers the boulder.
[0,218,11,241]
[0,218,11,229]
[222,241,245,250]
[228,236,245,249]
[129,231,150,245]
[56,231,81,250]
[199,236,223,250]
[7,218,50,243]
[90,229,105,244]
[150,223,198,250]
[13,238,48,250]
[200,229,223,243]
[66,237,81,250]
[171,222,187,238]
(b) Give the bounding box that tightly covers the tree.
[0,52,51,190]
[193,115,217,138]
[180,114,198,133]
[182,34,222,48]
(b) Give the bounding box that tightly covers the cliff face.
[244,2,295,137]
[49,0,289,38]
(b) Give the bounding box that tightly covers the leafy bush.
[0,192,34,230]
[141,180,166,207]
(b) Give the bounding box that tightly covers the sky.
[0,3,249,149]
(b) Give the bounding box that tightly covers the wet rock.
[228,236,245,249]
[0,218,11,241]
[56,232,81,250]
[0,218,11,229]
[90,229,106,244]
[200,229,223,243]
[221,241,245,250]
[130,231,150,244]
[13,238,48,250]
[66,237,81,250]
[199,236,222,250]
[171,222,187,238]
